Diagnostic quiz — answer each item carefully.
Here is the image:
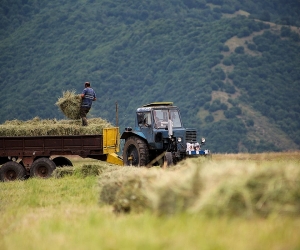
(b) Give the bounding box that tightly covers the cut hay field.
[1,152,300,250]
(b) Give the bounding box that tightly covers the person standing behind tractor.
[80,82,96,126]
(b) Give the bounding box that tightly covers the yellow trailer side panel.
[103,127,120,154]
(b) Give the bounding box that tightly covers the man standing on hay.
[80,82,96,126]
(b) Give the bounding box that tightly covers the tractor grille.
[186,129,197,143]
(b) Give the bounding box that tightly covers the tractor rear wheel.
[30,158,56,178]
[123,136,149,166]
[0,161,26,181]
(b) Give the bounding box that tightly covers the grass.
[1,152,300,250]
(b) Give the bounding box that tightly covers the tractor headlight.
[177,137,182,142]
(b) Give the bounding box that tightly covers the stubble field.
[1,152,300,250]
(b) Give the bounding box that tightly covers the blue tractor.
[120,102,210,167]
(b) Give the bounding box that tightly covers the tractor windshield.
[153,109,182,128]
[170,110,182,127]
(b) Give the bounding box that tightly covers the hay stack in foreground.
[0,117,112,136]
[98,160,300,217]
[56,90,82,120]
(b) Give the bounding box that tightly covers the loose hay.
[114,178,151,213]
[99,167,160,211]
[55,90,82,120]
[53,167,74,178]
[78,164,102,177]
[200,163,300,217]
[0,117,112,136]
[98,159,300,217]
[99,164,203,215]
[79,163,121,179]
[53,163,121,179]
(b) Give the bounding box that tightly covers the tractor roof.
[137,102,178,112]
[142,102,173,107]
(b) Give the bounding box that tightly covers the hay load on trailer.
[0,117,112,136]
[0,123,122,181]
[55,90,82,120]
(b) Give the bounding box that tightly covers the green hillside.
[0,0,299,153]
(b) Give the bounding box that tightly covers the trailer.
[0,127,122,181]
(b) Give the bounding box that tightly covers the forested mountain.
[1,0,300,153]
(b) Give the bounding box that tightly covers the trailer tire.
[30,158,56,178]
[123,136,149,167]
[52,156,73,168]
[164,152,173,167]
[0,161,26,182]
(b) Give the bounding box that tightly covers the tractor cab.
[134,102,186,152]
[136,102,182,128]
[137,105,182,129]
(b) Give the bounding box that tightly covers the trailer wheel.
[30,158,56,178]
[52,156,73,168]
[0,161,26,182]
[163,152,173,168]
[123,136,149,167]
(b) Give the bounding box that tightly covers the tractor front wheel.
[123,136,149,167]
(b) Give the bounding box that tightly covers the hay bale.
[55,90,82,120]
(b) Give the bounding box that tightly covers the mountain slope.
[0,0,299,153]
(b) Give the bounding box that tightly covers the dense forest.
[0,0,300,153]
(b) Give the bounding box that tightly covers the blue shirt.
[81,87,96,108]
